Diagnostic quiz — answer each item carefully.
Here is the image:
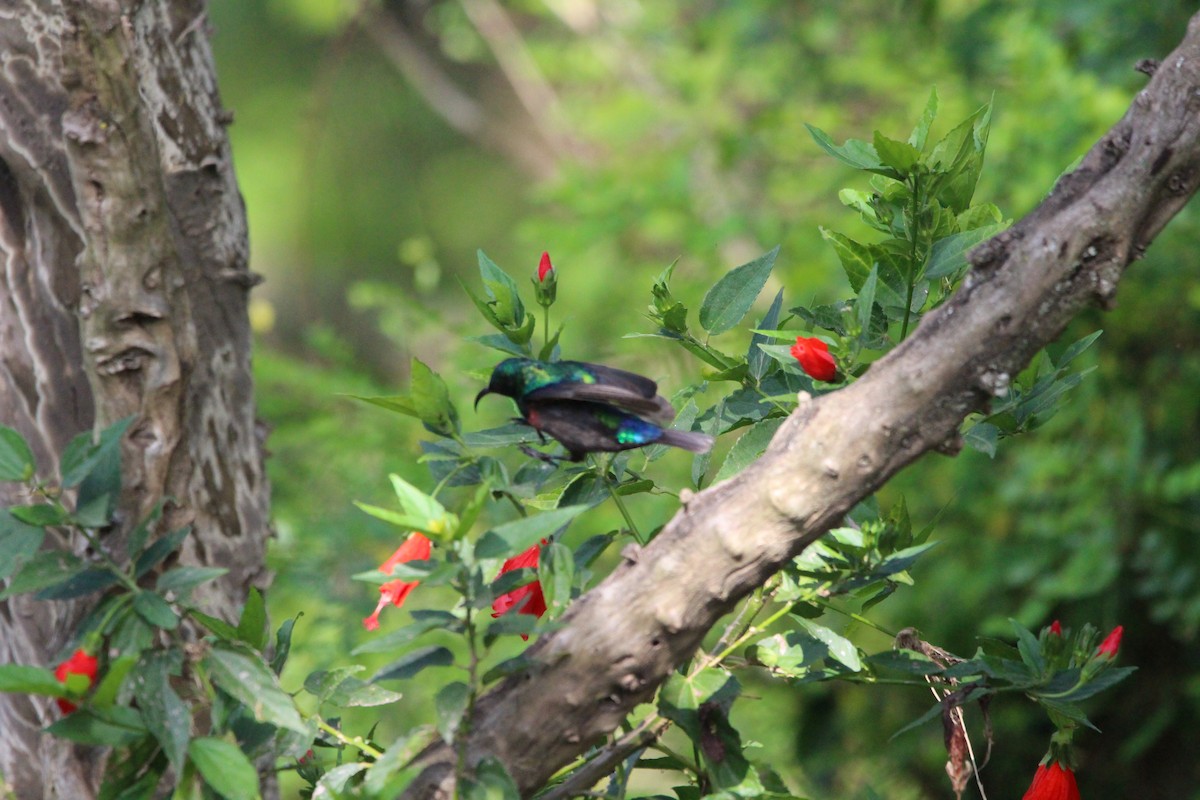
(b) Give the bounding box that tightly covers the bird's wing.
[573,362,660,397]
[525,384,676,425]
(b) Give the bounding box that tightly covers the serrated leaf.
[205,645,307,734]
[796,619,862,672]
[747,289,785,382]
[133,592,178,630]
[474,505,588,560]
[46,706,148,746]
[0,511,45,581]
[539,541,574,617]
[189,737,262,800]
[372,645,455,682]
[132,651,189,771]
[873,131,920,174]
[924,223,1007,280]
[805,124,884,171]
[908,87,938,151]
[820,228,875,292]
[714,418,784,482]
[0,425,35,482]
[10,503,68,527]
[237,588,267,650]
[0,663,68,697]
[133,527,191,579]
[435,681,471,743]
[698,247,779,335]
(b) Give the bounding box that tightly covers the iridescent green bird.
[475,358,713,461]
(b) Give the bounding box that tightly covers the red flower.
[492,542,547,638]
[1049,620,1063,636]
[362,533,433,631]
[1021,761,1080,800]
[54,648,99,714]
[790,336,837,382]
[537,251,554,282]
[1096,625,1123,658]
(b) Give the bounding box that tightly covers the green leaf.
[352,613,462,655]
[908,87,938,150]
[60,416,135,489]
[372,645,455,682]
[0,511,45,581]
[131,651,189,771]
[714,418,784,483]
[805,124,884,172]
[462,757,521,800]
[271,614,300,676]
[0,425,35,481]
[962,421,998,457]
[90,653,137,709]
[478,249,526,328]
[796,619,863,672]
[1,552,87,600]
[698,246,780,336]
[474,505,589,560]
[10,503,68,527]
[0,663,68,697]
[1012,619,1045,674]
[304,666,404,708]
[856,265,879,344]
[747,289,785,382]
[204,645,307,734]
[873,131,920,175]
[539,541,574,617]
[820,228,875,292]
[316,763,369,794]
[190,610,238,641]
[348,393,419,418]
[408,358,460,436]
[189,737,262,800]
[435,681,471,743]
[134,527,191,579]
[133,592,179,630]
[923,223,1007,280]
[156,566,228,596]
[237,588,267,650]
[46,706,148,746]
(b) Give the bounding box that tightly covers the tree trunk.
[0,2,270,797]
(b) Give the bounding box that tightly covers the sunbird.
[475,358,714,461]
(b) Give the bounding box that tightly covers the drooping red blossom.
[492,542,547,639]
[363,532,433,631]
[1096,625,1123,658]
[1021,761,1080,800]
[1049,620,1063,636]
[537,251,554,282]
[790,336,838,382]
[54,648,99,713]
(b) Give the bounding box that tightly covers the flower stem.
[595,455,644,544]
[900,171,922,341]
[316,718,382,760]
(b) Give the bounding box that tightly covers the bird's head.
[474,358,528,409]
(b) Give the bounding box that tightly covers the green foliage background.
[208,1,1199,797]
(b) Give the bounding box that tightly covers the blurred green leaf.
[205,645,307,734]
[237,587,267,650]
[373,645,455,682]
[474,505,588,559]
[189,737,262,800]
[0,425,35,482]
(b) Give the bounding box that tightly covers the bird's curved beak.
[474,388,491,410]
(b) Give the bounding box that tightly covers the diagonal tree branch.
[403,12,1200,798]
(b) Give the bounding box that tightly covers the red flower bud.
[492,541,548,640]
[363,533,433,631]
[1049,620,1063,636]
[54,648,99,714]
[1096,625,1123,658]
[537,251,554,282]
[1021,761,1080,800]
[790,336,838,382]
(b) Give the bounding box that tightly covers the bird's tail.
[658,429,715,454]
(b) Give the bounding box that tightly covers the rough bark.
[404,13,1200,799]
[0,2,269,797]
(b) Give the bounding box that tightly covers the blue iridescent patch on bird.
[614,415,661,446]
